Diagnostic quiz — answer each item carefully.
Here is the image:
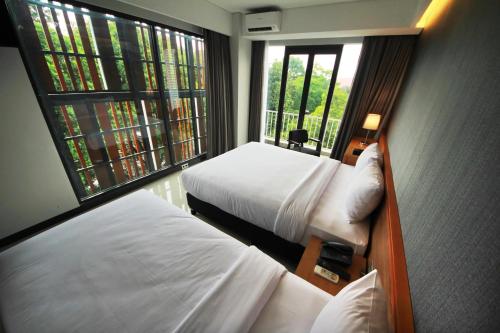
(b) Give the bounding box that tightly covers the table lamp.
[361,113,381,145]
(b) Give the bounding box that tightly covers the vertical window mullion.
[114,19,155,173]
[150,26,176,167]
[185,37,200,155]
[169,31,192,162]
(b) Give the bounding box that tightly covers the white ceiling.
[207,0,365,13]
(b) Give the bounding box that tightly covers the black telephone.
[317,241,354,281]
[322,241,354,255]
[353,148,364,156]
[320,241,353,267]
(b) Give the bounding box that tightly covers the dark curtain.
[204,29,235,158]
[330,35,417,159]
[248,41,266,142]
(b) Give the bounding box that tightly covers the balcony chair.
[286,129,321,156]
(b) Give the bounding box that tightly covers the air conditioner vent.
[248,26,274,32]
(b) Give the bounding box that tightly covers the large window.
[6,0,207,200]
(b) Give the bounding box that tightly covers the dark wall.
[1,1,17,47]
[387,0,500,331]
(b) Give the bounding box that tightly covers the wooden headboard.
[367,133,414,332]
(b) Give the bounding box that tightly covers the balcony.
[263,110,341,156]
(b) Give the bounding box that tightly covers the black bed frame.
[187,193,305,267]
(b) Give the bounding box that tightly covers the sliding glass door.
[274,45,343,154]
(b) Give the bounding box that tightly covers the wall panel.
[387,0,500,331]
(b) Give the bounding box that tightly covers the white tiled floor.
[142,170,191,213]
[142,171,252,245]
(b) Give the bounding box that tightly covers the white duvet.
[0,190,292,333]
[174,246,286,333]
[182,142,340,242]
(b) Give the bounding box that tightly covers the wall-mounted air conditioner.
[244,11,281,33]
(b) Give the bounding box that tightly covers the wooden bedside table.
[342,136,376,166]
[295,236,367,295]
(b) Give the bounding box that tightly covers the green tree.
[266,58,351,121]
[311,84,350,119]
[306,66,331,113]
[266,60,283,111]
[266,57,307,113]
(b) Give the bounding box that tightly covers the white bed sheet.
[302,163,370,255]
[182,142,320,233]
[0,190,330,333]
[251,273,331,333]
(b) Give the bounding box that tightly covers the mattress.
[302,163,370,255]
[0,190,331,333]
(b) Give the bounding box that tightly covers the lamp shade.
[362,113,381,131]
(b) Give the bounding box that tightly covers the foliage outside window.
[6,0,207,200]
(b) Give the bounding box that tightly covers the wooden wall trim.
[370,133,414,332]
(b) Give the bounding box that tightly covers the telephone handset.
[320,241,353,267]
[321,241,354,256]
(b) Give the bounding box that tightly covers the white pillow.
[345,161,384,223]
[310,269,389,333]
[355,143,383,172]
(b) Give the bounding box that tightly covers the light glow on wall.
[416,0,452,28]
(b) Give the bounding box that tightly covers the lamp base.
[361,130,371,146]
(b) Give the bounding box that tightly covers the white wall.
[230,13,252,146]
[0,47,79,239]
[115,0,233,35]
[81,0,203,35]
[242,0,422,40]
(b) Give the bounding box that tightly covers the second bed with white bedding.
[182,142,370,254]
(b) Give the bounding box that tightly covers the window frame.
[274,44,344,154]
[5,0,207,204]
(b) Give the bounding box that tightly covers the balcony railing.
[264,110,341,153]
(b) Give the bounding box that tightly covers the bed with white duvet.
[0,190,332,333]
[0,190,390,333]
[182,142,381,255]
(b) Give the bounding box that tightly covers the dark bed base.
[186,193,304,268]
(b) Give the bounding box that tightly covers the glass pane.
[8,0,207,200]
[303,54,336,152]
[279,54,308,146]
[155,27,206,162]
[263,46,285,144]
[323,44,363,153]
[6,0,184,199]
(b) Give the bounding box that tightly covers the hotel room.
[0,0,498,332]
